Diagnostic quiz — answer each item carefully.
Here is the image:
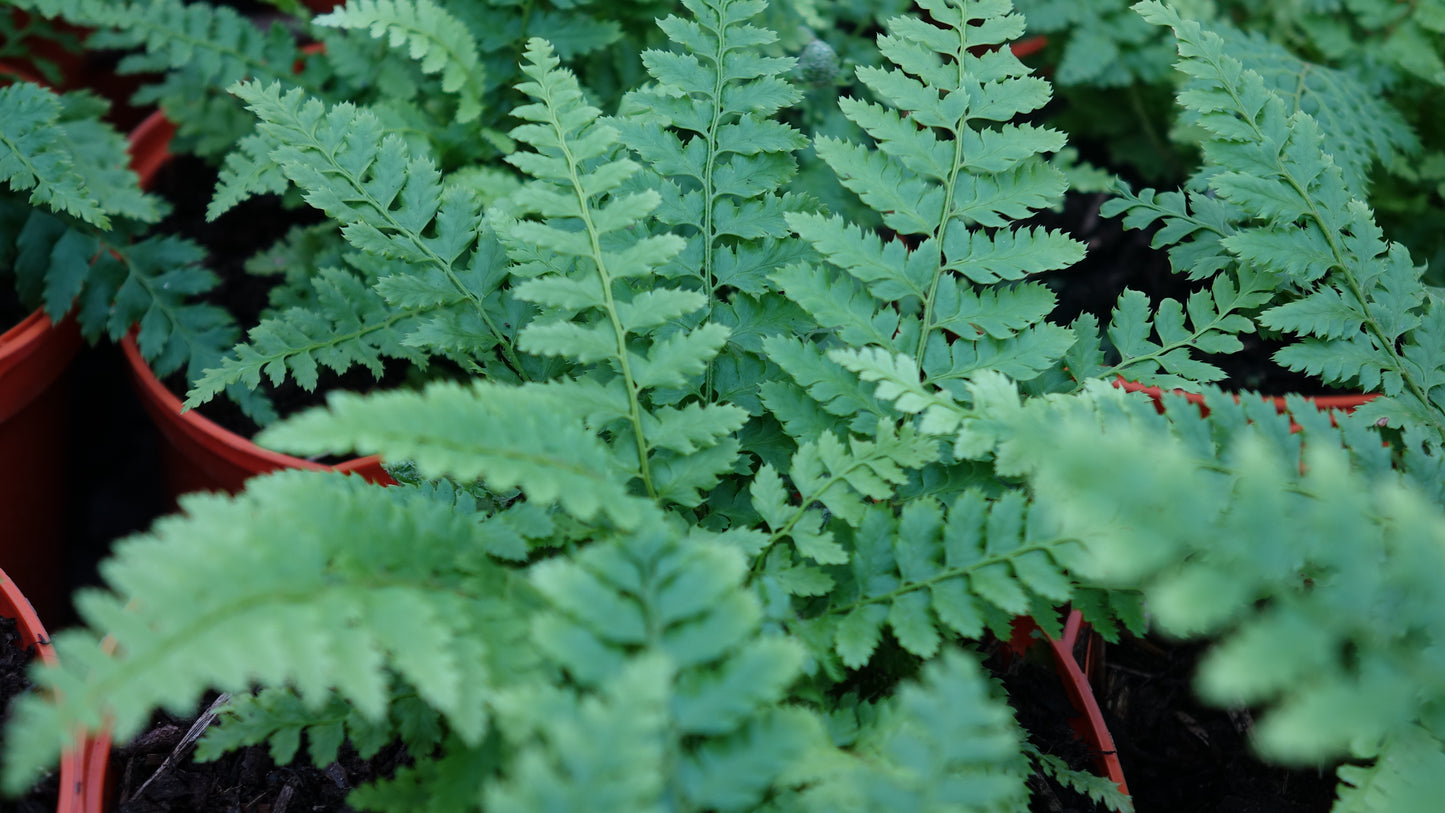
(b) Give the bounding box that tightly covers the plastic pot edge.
[0,568,103,813]
[1007,611,1130,797]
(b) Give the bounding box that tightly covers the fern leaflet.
[495,38,746,505]
[778,0,1083,411]
[0,472,529,792]
[315,0,485,123]
[614,0,813,405]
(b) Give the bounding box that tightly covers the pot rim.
[117,331,387,479]
[0,568,93,813]
[1009,611,1130,796]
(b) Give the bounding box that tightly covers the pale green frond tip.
[314,0,485,122]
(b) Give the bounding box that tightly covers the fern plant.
[1014,0,1445,277]
[0,77,246,394]
[15,0,1445,811]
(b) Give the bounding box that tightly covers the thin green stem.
[542,95,658,499]
[825,537,1071,616]
[700,19,727,404]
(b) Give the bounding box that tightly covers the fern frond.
[801,648,1030,812]
[1012,0,1174,87]
[80,0,309,156]
[4,207,244,412]
[184,267,432,408]
[762,335,893,435]
[195,688,433,768]
[347,736,499,813]
[1,471,530,794]
[1212,26,1418,196]
[1334,727,1445,813]
[1095,275,1270,389]
[485,657,672,813]
[808,489,1080,668]
[315,0,484,123]
[259,381,658,529]
[1000,382,1445,773]
[613,0,812,404]
[501,526,833,812]
[211,81,517,375]
[0,83,152,229]
[782,0,1084,401]
[751,423,938,569]
[497,38,746,504]
[1098,183,1241,281]
[1033,751,1134,813]
[1138,1,1445,440]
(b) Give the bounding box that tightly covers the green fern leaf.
[184,267,432,408]
[259,382,657,529]
[217,80,516,373]
[815,489,1078,665]
[784,0,1083,403]
[611,0,812,410]
[1004,382,1445,771]
[1138,0,1445,439]
[518,526,831,810]
[84,0,309,156]
[804,648,1030,812]
[0,83,142,229]
[316,0,485,123]
[1,472,528,793]
[498,37,749,502]
[1335,728,1445,813]
[485,657,671,813]
[348,735,497,813]
[196,688,423,767]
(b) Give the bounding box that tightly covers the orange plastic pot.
[1011,35,1048,59]
[1115,379,1376,431]
[0,11,87,91]
[0,567,107,813]
[1007,610,1129,797]
[122,111,392,498]
[0,309,83,623]
[117,333,392,497]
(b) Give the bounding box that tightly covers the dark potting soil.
[984,637,1115,813]
[1032,191,1349,397]
[111,701,409,813]
[1102,633,1339,812]
[0,615,61,813]
[0,285,30,336]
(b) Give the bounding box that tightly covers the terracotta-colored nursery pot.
[1,30,83,627]
[117,334,392,497]
[0,567,106,813]
[123,112,393,498]
[1116,379,1376,430]
[1008,610,1130,796]
[0,310,83,623]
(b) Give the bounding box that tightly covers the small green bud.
[795,39,841,87]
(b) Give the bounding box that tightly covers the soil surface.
[1101,633,1339,812]
[985,635,1116,813]
[1032,191,1346,397]
[0,616,61,813]
[110,702,407,813]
